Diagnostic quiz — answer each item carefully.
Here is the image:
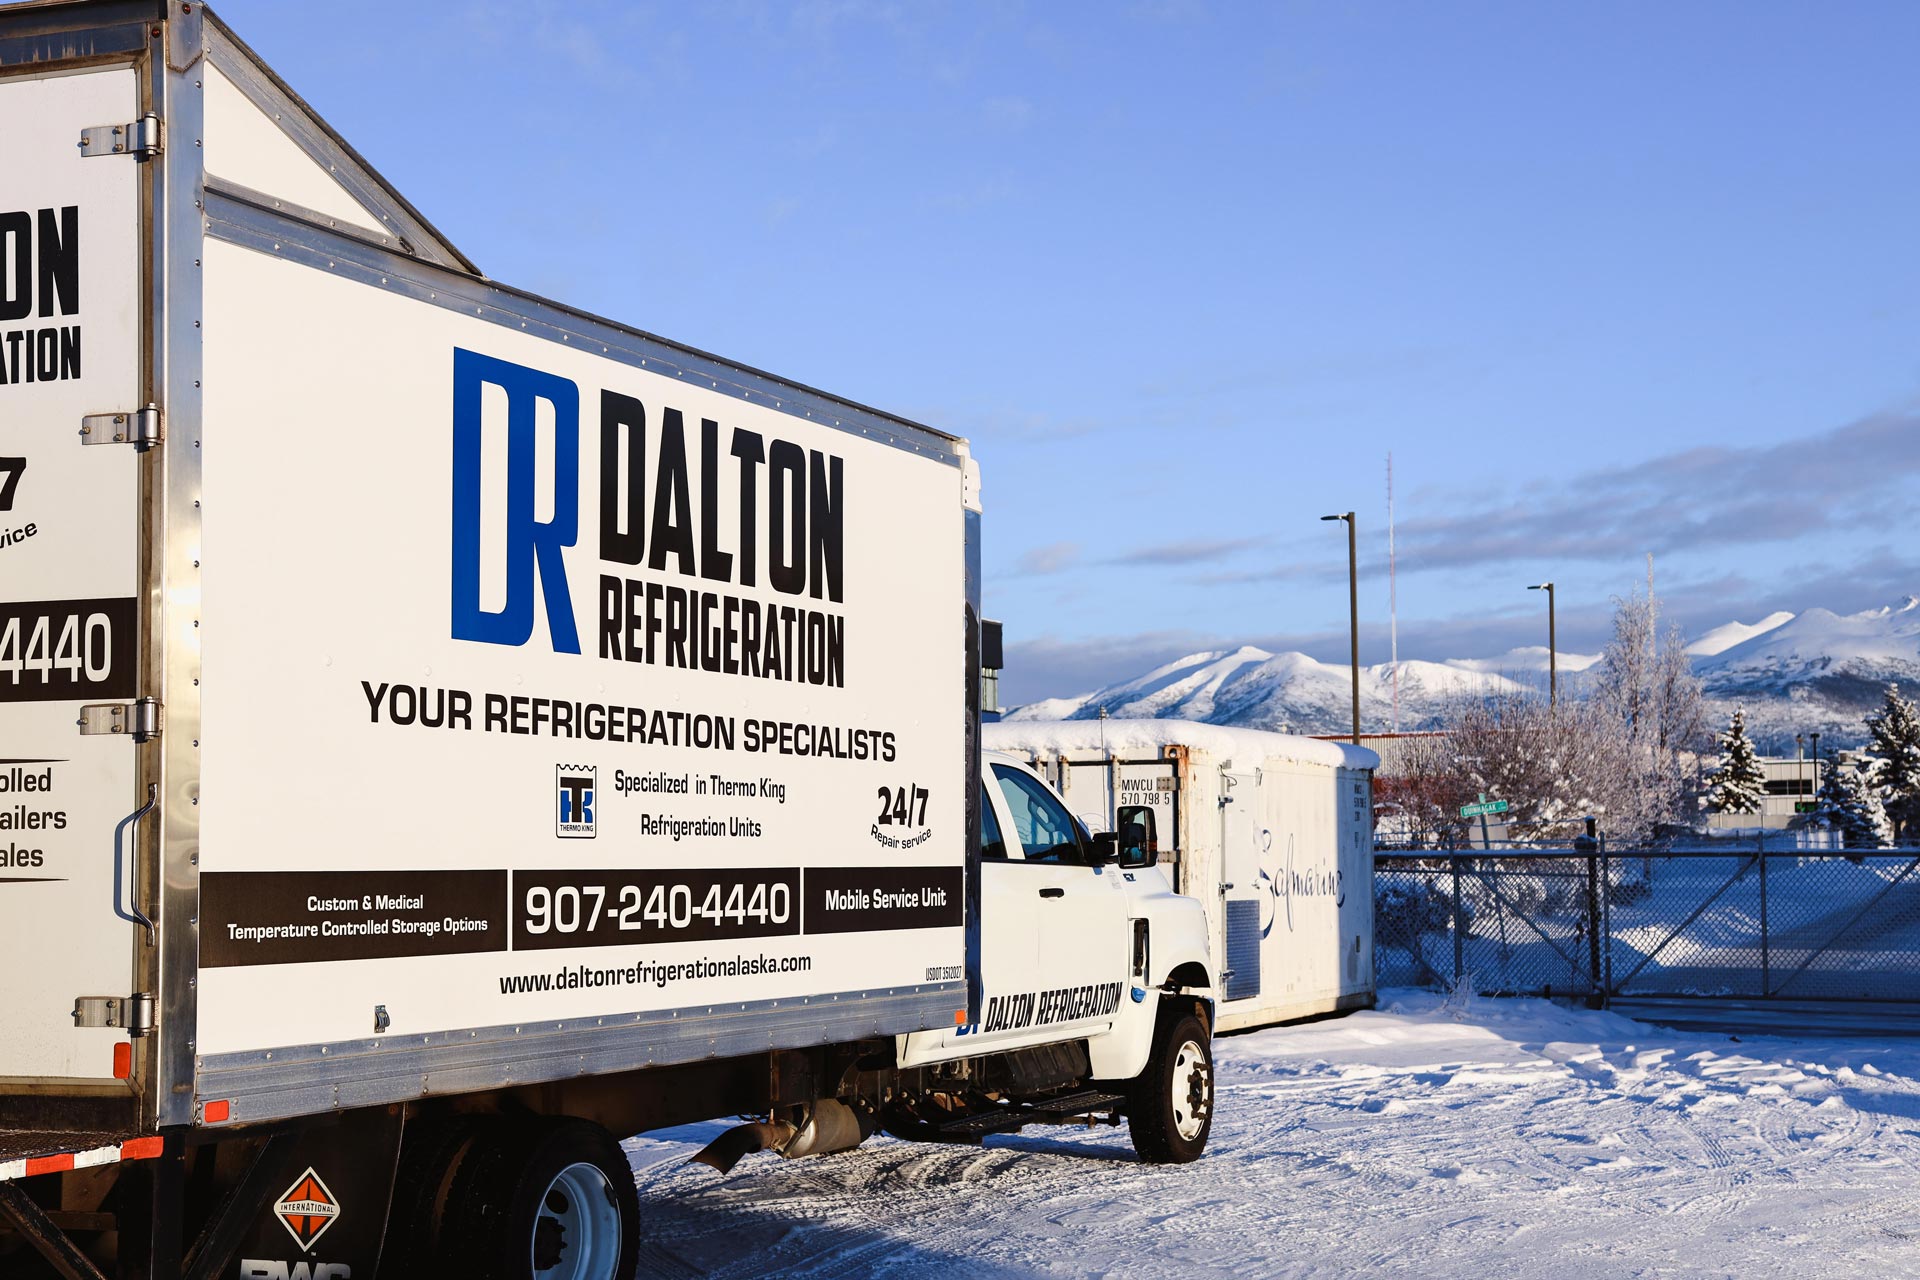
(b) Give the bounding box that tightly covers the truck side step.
[1029,1090,1127,1119]
[935,1091,1127,1140]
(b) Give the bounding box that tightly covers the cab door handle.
[1038,887,1065,899]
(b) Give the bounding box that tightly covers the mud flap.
[190,1109,403,1280]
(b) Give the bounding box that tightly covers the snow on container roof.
[984,719,1379,772]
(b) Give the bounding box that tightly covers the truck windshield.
[990,764,1083,863]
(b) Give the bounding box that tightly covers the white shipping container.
[986,721,1378,1032]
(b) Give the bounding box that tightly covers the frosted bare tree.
[1384,687,1642,845]
[1379,588,1709,845]
[1590,589,1708,835]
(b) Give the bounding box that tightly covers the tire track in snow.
[623,1000,1920,1277]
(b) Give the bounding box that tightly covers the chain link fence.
[1376,841,1920,1004]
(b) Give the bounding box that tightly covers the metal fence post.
[1577,817,1601,1007]
[1451,855,1465,986]
[1600,828,1612,1000]
[1759,832,1770,998]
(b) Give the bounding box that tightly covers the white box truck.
[0,4,1217,1276]
[987,720,1378,1032]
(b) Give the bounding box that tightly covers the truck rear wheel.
[383,1114,482,1272]
[1126,1011,1214,1164]
[440,1116,640,1280]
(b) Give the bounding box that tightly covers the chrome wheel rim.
[1171,1039,1211,1141]
[531,1160,622,1279]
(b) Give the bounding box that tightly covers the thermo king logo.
[557,764,596,838]
[273,1167,340,1252]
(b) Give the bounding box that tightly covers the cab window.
[980,784,1008,860]
[991,764,1083,863]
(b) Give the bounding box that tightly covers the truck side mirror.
[1116,806,1158,869]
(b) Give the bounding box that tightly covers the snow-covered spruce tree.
[1705,708,1766,815]
[1814,758,1893,849]
[1864,683,1920,842]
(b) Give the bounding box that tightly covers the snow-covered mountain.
[1005,597,1920,746]
[1003,646,1530,735]
[1693,597,1920,743]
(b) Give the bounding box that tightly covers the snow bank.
[986,717,1379,771]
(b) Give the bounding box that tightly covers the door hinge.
[80,405,163,448]
[78,697,163,743]
[78,113,163,158]
[73,993,155,1037]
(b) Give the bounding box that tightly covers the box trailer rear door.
[0,65,148,1083]
[1219,770,1263,1002]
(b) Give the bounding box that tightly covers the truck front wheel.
[1126,1011,1214,1163]
[441,1116,640,1280]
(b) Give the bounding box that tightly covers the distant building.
[1310,732,1444,775]
[1705,753,1822,830]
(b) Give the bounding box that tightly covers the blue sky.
[217,1,1920,704]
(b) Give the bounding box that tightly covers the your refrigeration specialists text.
[358,681,895,760]
[449,348,850,686]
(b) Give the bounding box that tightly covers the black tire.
[438,1116,641,1280]
[1126,1011,1214,1164]
[381,1112,483,1273]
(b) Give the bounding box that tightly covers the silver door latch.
[78,697,164,742]
[74,993,154,1037]
[81,405,163,448]
[79,113,163,158]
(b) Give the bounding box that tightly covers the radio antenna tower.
[1388,452,1399,734]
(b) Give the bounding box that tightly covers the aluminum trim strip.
[202,187,967,465]
[203,174,403,252]
[195,983,966,1126]
[152,15,206,1130]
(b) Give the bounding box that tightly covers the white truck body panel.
[1,11,979,1127]
[987,720,1378,1033]
[192,238,971,1060]
[0,65,146,1084]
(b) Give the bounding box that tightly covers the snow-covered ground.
[624,993,1920,1278]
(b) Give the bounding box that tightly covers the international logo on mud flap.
[273,1167,341,1252]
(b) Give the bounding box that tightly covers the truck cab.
[886,753,1217,1162]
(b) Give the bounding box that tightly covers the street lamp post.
[1321,512,1360,746]
[1797,734,1807,812]
[1528,582,1556,708]
[1811,731,1822,802]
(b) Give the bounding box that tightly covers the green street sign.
[1460,799,1510,818]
